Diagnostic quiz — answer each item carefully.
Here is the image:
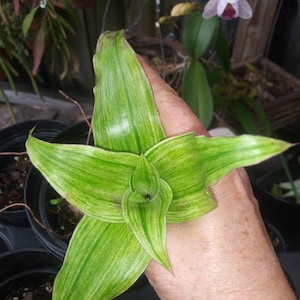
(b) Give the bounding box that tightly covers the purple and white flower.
[203,0,253,20]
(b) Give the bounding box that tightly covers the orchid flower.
[203,0,253,20]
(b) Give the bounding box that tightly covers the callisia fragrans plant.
[26,31,292,299]
[203,0,253,20]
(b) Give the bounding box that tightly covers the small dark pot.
[0,248,61,299]
[253,166,300,251]
[0,247,158,299]
[0,221,43,254]
[25,120,91,259]
[0,120,68,226]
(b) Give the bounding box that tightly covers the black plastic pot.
[0,220,43,254]
[253,166,300,251]
[0,222,13,253]
[0,248,61,299]
[25,120,91,259]
[0,120,68,226]
[0,248,158,299]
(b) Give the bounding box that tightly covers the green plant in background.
[160,2,232,129]
[0,0,78,121]
[271,178,300,201]
[208,62,272,136]
[25,30,293,299]
[181,8,219,128]
[159,0,253,129]
[162,3,300,204]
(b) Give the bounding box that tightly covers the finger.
[138,56,209,137]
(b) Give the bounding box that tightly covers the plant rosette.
[25,31,294,299]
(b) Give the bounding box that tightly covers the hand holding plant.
[26,31,295,299]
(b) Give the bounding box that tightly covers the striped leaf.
[53,216,151,299]
[195,134,292,187]
[129,155,161,203]
[26,134,138,223]
[146,133,292,223]
[122,179,172,271]
[146,133,216,222]
[92,30,166,154]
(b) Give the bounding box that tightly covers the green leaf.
[230,101,260,134]
[146,133,216,223]
[26,134,139,223]
[122,179,172,271]
[183,11,219,59]
[53,216,151,299]
[181,61,213,128]
[215,29,231,73]
[129,155,161,203]
[147,133,291,223]
[244,97,272,136]
[92,30,166,154]
[195,135,292,187]
[122,155,172,269]
[22,7,38,38]
[50,197,63,205]
[0,57,18,93]
[279,179,300,190]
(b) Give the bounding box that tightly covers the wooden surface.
[231,0,279,63]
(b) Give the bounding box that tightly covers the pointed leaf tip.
[123,179,173,271]
[129,155,160,203]
[53,217,151,299]
[92,30,166,154]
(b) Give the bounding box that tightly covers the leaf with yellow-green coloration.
[22,6,38,37]
[145,133,217,223]
[26,134,139,223]
[122,179,173,271]
[170,2,198,17]
[53,216,151,300]
[145,133,292,223]
[129,155,161,203]
[195,134,292,187]
[92,30,166,154]
[123,154,173,269]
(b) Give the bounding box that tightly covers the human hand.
[139,57,296,300]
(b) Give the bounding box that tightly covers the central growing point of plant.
[25,31,292,299]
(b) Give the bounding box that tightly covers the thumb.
[137,56,209,137]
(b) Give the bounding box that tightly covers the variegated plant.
[26,31,292,299]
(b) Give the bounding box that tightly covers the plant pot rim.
[0,119,68,226]
[256,166,300,207]
[0,119,68,151]
[24,120,90,259]
[0,248,60,299]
